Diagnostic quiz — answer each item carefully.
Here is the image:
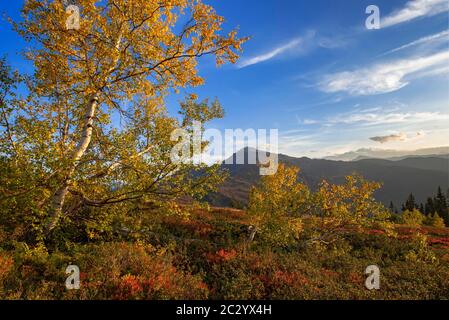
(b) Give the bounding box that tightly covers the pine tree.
[434,186,449,227]
[435,187,447,213]
[447,188,449,207]
[389,201,395,213]
[425,197,435,216]
[404,193,417,212]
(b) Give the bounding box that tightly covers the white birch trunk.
[46,30,123,232]
[47,95,99,231]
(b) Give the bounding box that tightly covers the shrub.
[0,242,208,300]
[402,209,426,227]
[247,164,307,247]
[425,213,446,228]
[301,175,393,248]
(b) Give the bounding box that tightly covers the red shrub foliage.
[0,253,13,281]
[205,249,238,264]
[164,217,213,238]
[273,270,309,287]
[114,275,143,299]
[428,237,449,248]
[367,229,386,235]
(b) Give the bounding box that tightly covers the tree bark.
[47,94,99,232]
[46,28,123,232]
[247,225,257,242]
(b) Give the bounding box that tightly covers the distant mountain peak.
[222,147,278,167]
[324,146,449,161]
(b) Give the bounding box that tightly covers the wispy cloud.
[382,0,448,28]
[412,64,449,78]
[370,133,407,143]
[319,51,449,96]
[295,116,319,125]
[238,31,346,69]
[238,38,303,68]
[330,111,449,126]
[380,30,449,56]
[301,110,449,127]
[317,36,348,49]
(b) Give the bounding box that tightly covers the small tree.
[388,201,395,213]
[247,164,308,247]
[425,213,446,228]
[435,187,449,226]
[425,197,435,215]
[404,193,417,211]
[419,203,425,215]
[402,209,425,227]
[305,174,392,246]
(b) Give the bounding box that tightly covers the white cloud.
[303,110,449,126]
[382,0,448,28]
[319,51,449,96]
[411,64,449,78]
[317,37,348,49]
[277,124,449,159]
[332,111,449,126]
[381,30,449,56]
[296,118,319,125]
[238,38,303,68]
[238,31,346,69]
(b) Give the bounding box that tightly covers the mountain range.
[206,147,449,209]
[323,146,449,161]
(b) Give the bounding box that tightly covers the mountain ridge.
[207,148,449,209]
[323,146,449,161]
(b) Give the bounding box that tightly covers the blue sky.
[1,0,448,159]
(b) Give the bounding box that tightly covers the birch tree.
[2,0,246,239]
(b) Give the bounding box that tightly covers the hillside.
[207,148,449,208]
[2,206,449,300]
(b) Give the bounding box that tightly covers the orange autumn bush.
[67,242,209,300]
[1,221,448,300]
[0,253,13,283]
[0,242,208,300]
[205,248,238,264]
